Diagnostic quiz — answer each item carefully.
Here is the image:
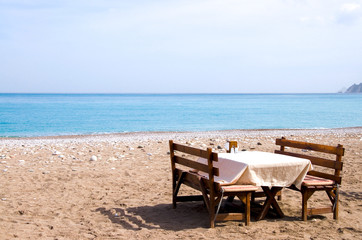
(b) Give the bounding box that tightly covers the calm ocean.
[0,93,361,137]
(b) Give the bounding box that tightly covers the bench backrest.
[169,140,220,191]
[275,137,345,184]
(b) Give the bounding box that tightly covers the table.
[198,151,312,220]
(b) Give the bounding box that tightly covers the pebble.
[18,160,25,165]
[90,155,98,161]
[53,151,61,155]
[1,198,6,201]
[147,153,152,156]
[59,155,65,158]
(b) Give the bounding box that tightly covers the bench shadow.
[95,199,307,231]
[95,202,211,231]
[339,190,362,200]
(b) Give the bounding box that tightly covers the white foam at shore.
[0,127,361,147]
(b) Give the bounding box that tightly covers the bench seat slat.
[307,170,341,184]
[302,175,335,186]
[221,185,258,192]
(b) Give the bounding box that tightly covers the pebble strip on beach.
[0,127,361,239]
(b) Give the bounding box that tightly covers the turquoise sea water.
[0,93,361,137]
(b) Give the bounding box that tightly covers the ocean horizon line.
[0,92,350,95]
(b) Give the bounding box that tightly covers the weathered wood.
[274,150,343,170]
[246,192,251,225]
[173,172,186,202]
[302,189,308,221]
[252,189,282,199]
[334,149,343,178]
[174,155,219,176]
[307,207,333,215]
[256,187,284,221]
[276,138,344,156]
[333,188,339,220]
[182,172,203,191]
[307,170,342,184]
[170,141,256,227]
[276,137,344,221]
[169,140,177,208]
[215,213,245,221]
[173,143,218,161]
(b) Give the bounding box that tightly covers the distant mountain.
[344,83,362,93]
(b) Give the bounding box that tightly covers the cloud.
[341,3,360,12]
[336,3,362,25]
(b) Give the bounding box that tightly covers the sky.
[0,0,361,93]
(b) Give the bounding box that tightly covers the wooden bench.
[169,140,258,227]
[275,137,345,221]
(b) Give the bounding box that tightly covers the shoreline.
[1,127,361,144]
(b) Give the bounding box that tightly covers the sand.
[0,128,361,239]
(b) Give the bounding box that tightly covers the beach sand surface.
[0,128,361,239]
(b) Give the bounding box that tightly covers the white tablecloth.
[199,151,312,189]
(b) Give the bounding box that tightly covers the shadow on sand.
[96,200,307,231]
[96,202,210,231]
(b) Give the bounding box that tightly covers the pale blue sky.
[0,0,361,93]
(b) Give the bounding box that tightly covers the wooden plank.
[183,172,203,191]
[215,213,245,221]
[307,207,333,215]
[174,156,219,176]
[173,171,186,198]
[274,150,343,170]
[174,155,209,172]
[307,170,342,184]
[175,169,202,191]
[276,138,344,156]
[173,143,218,160]
[252,190,282,198]
[169,140,177,208]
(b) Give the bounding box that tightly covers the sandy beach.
[0,128,361,239]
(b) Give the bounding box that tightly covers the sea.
[0,93,361,137]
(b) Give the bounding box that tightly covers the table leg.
[256,186,284,220]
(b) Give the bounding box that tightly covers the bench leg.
[333,189,339,220]
[302,191,308,221]
[245,192,251,226]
